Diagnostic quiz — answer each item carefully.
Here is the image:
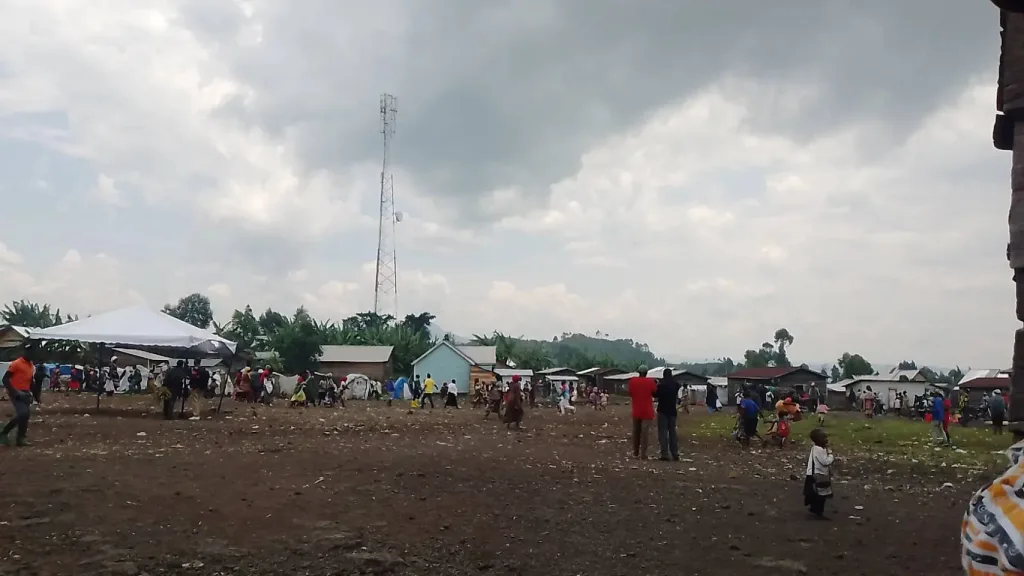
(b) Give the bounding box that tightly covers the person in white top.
[803,428,835,519]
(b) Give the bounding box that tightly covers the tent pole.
[215,350,235,416]
[95,344,106,413]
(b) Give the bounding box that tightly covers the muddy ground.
[0,395,994,575]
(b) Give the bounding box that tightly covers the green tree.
[162,293,214,329]
[508,340,552,371]
[897,360,918,370]
[773,328,794,367]
[343,312,394,333]
[269,307,323,374]
[401,312,436,336]
[215,305,264,352]
[837,352,873,379]
[948,366,965,385]
[830,364,841,382]
[1,300,72,328]
[742,342,776,368]
[258,308,290,336]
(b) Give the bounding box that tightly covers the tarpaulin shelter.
[26,306,236,354]
[26,306,237,414]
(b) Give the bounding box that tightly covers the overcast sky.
[0,1,1013,367]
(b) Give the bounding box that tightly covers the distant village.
[0,323,1004,408]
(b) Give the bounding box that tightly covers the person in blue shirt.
[930,392,948,445]
[737,392,762,447]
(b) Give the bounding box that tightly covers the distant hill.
[524,333,667,371]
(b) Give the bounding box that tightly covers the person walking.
[803,428,835,519]
[655,368,680,461]
[628,366,657,460]
[931,392,949,445]
[445,378,459,408]
[420,373,436,409]
[189,359,211,418]
[706,382,719,412]
[990,389,1007,435]
[162,360,188,421]
[1,344,37,447]
[503,375,525,430]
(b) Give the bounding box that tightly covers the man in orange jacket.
[2,344,36,447]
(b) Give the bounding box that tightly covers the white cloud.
[287,269,309,283]
[0,3,1012,369]
[0,249,145,315]
[0,243,24,266]
[0,0,367,239]
[94,173,121,205]
[207,283,232,298]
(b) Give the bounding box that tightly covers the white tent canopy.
[27,306,237,353]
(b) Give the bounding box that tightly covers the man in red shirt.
[628,366,658,459]
[1,344,36,447]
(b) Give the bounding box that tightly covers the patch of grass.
[679,412,1012,469]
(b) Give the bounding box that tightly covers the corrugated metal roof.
[727,367,794,379]
[576,367,602,375]
[727,367,826,380]
[112,348,171,362]
[605,371,638,381]
[961,376,1011,390]
[537,367,572,375]
[320,345,394,363]
[959,369,1006,385]
[495,368,534,377]
[456,345,496,365]
[412,341,476,367]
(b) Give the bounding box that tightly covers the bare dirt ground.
[0,395,995,575]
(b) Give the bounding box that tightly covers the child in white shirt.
[803,428,835,519]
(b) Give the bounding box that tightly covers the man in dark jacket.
[655,368,681,461]
[31,361,46,404]
[163,360,188,420]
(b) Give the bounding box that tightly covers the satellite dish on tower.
[395,211,404,223]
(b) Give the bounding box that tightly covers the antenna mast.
[374,93,399,317]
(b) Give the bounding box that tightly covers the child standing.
[599,391,609,411]
[803,428,835,519]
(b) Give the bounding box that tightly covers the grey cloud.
[177,0,998,223]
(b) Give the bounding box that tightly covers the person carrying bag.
[803,428,835,518]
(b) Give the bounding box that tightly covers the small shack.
[725,367,828,406]
[959,376,1012,405]
[494,368,534,384]
[318,345,394,382]
[412,341,497,394]
[830,368,939,411]
[576,366,626,392]
[0,325,29,360]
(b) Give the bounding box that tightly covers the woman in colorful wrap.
[861,386,876,418]
[502,375,524,430]
[290,371,308,407]
[962,435,1024,574]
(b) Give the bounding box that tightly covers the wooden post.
[995,3,1024,431]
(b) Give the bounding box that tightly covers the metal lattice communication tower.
[374,93,399,317]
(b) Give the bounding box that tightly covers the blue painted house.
[411,342,497,394]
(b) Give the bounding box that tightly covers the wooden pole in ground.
[993,3,1024,432]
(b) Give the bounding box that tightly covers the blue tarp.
[392,376,408,399]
